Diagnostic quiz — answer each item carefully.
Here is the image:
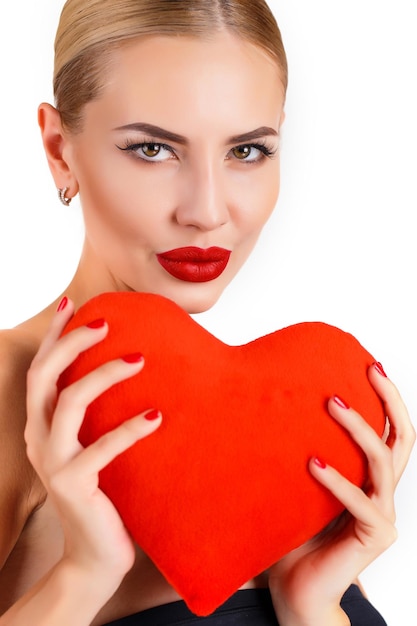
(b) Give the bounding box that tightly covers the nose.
[174,159,229,231]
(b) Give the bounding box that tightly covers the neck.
[58,239,127,311]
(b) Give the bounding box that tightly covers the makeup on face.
[156,247,231,283]
[68,34,285,312]
[115,124,279,165]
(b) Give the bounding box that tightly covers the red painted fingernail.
[145,409,161,421]
[314,457,327,469]
[374,362,387,377]
[334,395,350,409]
[86,318,106,329]
[122,352,144,364]
[57,296,68,312]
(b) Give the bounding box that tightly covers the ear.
[38,103,79,199]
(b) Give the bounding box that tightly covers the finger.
[31,296,75,363]
[24,298,73,447]
[309,458,397,550]
[54,409,162,484]
[327,396,395,519]
[26,318,109,440]
[30,318,109,396]
[368,362,416,482]
[48,354,146,460]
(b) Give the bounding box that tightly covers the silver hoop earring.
[58,187,72,206]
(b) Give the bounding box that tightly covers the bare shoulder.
[0,328,46,569]
[0,326,39,413]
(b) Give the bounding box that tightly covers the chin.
[171,289,224,315]
[145,282,226,315]
[184,297,221,315]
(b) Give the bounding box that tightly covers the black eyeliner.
[116,139,174,153]
[245,141,277,158]
[116,138,278,162]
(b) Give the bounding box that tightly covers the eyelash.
[230,141,277,161]
[117,140,174,159]
[116,138,277,163]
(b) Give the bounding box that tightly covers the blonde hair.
[54,0,288,133]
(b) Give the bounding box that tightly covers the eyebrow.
[113,122,278,146]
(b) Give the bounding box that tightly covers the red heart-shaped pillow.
[58,292,385,616]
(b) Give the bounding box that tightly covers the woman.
[0,1,414,624]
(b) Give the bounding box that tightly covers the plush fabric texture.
[58,292,386,616]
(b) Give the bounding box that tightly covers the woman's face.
[64,33,286,313]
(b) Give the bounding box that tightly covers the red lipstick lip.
[156,247,231,283]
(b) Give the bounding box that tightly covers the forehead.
[85,33,285,135]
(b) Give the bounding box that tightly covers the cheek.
[229,161,281,235]
[75,154,178,239]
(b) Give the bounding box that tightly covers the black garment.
[103,586,387,625]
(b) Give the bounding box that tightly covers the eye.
[117,141,175,162]
[138,143,173,161]
[229,143,277,163]
[232,145,256,160]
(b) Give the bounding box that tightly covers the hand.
[268,362,415,626]
[24,298,162,595]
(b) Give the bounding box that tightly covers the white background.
[1,2,416,624]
